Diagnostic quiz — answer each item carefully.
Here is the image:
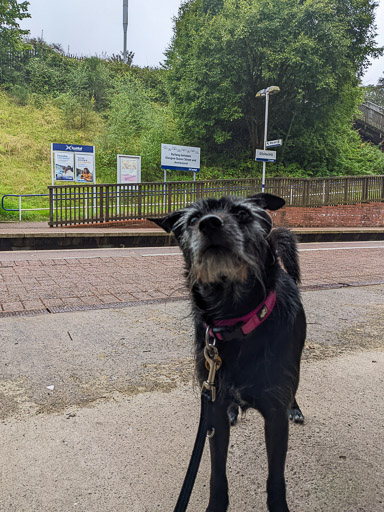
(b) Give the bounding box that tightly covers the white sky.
[20,0,384,85]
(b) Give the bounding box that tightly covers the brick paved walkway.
[299,246,384,288]
[0,245,383,315]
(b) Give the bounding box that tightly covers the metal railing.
[2,193,50,221]
[48,175,384,227]
[358,102,384,135]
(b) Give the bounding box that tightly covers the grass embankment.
[0,92,103,220]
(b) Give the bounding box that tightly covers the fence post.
[302,180,309,206]
[323,179,329,205]
[362,177,368,202]
[276,178,281,198]
[105,185,110,222]
[249,178,257,196]
[381,176,384,201]
[138,184,142,218]
[99,186,104,222]
[49,187,54,227]
[344,178,349,204]
[196,181,205,200]
[168,182,173,213]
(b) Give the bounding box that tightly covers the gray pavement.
[0,285,383,511]
[0,243,383,511]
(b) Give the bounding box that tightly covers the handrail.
[1,193,50,221]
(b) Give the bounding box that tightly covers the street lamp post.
[256,85,280,192]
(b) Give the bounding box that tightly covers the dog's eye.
[188,216,198,226]
[234,209,251,222]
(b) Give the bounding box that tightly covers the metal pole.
[261,92,269,193]
[123,0,128,63]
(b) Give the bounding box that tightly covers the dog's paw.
[289,407,304,424]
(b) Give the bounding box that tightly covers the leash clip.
[202,328,222,402]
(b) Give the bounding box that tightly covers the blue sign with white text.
[52,143,94,153]
[161,164,200,172]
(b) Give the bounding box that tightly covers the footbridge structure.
[357,101,384,147]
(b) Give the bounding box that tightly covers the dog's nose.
[198,214,223,233]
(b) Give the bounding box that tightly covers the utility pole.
[123,0,128,63]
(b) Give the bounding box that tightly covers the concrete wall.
[270,202,384,228]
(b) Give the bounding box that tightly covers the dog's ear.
[147,211,184,234]
[247,193,285,211]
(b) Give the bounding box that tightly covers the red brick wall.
[270,202,384,228]
[72,202,384,229]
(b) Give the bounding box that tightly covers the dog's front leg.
[206,400,231,512]
[264,409,290,512]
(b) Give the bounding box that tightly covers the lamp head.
[256,85,280,98]
[266,85,280,95]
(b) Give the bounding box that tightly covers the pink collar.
[209,291,277,341]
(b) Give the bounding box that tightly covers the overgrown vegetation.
[0,0,383,216]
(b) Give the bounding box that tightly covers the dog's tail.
[270,227,301,284]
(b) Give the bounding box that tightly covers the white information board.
[117,155,141,183]
[161,144,200,172]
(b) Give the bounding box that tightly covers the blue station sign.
[52,143,94,153]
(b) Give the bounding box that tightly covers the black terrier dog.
[150,193,306,512]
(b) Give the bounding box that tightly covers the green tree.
[0,0,30,82]
[363,80,384,107]
[166,0,382,173]
[130,66,168,104]
[17,39,76,95]
[97,75,180,181]
[0,0,30,50]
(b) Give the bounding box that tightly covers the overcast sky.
[20,0,384,85]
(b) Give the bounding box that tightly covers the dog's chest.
[214,342,270,404]
[206,332,294,410]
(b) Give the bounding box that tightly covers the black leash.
[173,331,222,512]
[173,388,212,512]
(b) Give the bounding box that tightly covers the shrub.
[8,84,29,105]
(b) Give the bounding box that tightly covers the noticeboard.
[161,144,200,172]
[117,155,141,183]
[51,143,96,185]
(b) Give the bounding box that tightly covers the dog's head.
[149,193,284,286]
